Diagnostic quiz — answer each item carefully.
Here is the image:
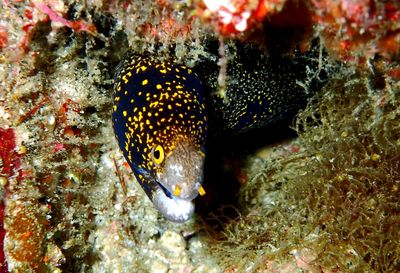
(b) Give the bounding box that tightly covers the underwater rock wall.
[0,0,398,272]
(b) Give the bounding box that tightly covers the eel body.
[112,46,323,222]
[195,45,319,135]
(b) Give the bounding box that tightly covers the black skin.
[195,40,328,136]
[192,40,332,222]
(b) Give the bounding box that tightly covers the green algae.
[209,69,400,272]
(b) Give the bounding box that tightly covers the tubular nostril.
[172,185,181,197]
[198,185,206,196]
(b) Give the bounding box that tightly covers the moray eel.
[112,53,207,222]
[195,45,323,135]
[112,46,325,222]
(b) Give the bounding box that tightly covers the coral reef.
[197,0,287,35]
[313,0,400,66]
[0,0,399,272]
[0,128,21,273]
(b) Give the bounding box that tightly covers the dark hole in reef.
[196,116,297,230]
[91,36,106,51]
[259,0,314,54]
[92,11,117,37]
[85,106,97,114]
[65,4,80,21]
[369,73,386,90]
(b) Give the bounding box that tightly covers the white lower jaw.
[153,188,195,223]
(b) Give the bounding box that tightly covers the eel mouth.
[152,182,195,223]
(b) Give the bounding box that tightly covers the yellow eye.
[152,145,165,165]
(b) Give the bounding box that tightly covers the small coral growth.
[5,196,47,272]
[313,0,400,65]
[210,71,400,271]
